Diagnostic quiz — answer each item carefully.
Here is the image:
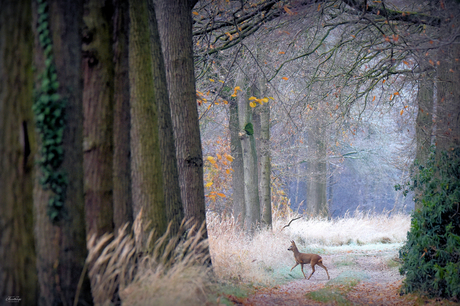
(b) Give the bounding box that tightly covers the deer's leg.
[290,262,299,272]
[317,262,330,280]
[307,263,316,280]
[300,264,307,279]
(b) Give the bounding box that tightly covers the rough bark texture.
[237,78,260,234]
[229,98,245,226]
[82,0,114,238]
[129,0,167,244]
[414,68,434,210]
[112,0,133,232]
[0,0,38,303]
[435,41,460,156]
[147,0,184,236]
[415,69,434,165]
[33,0,93,305]
[306,119,328,217]
[153,0,206,228]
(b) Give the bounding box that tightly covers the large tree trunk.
[435,41,460,156]
[33,0,93,304]
[147,0,184,236]
[82,0,114,238]
[237,77,260,234]
[229,98,245,226]
[129,0,167,245]
[306,118,328,217]
[112,0,133,232]
[153,0,206,229]
[413,66,435,210]
[0,0,37,303]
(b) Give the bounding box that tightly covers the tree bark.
[33,0,92,304]
[229,98,245,226]
[237,77,260,233]
[147,0,184,236]
[112,0,133,233]
[435,41,460,156]
[153,0,206,229]
[129,0,167,245]
[415,69,435,165]
[0,0,38,303]
[306,118,328,217]
[82,0,115,238]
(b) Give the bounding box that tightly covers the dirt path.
[238,245,454,305]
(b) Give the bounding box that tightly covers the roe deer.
[288,240,330,280]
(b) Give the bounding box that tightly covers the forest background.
[0,0,459,305]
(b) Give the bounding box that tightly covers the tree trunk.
[435,41,460,156]
[82,0,114,238]
[414,67,435,210]
[229,98,245,226]
[0,0,38,303]
[33,0,93,304]
[306,118,328,217]
[112,0,133,233]
[147,0,184,236]
[129,0,167,245]
[256,82,272,228]
[237,78,260,233]
[153,0,206,229]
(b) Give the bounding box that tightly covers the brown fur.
[288,240,330,280]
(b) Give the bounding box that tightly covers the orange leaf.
[225,154,234,162]
[282,77,289,80]
[192,11,199,15]
[394,92,399,95]
[400,110,404,115]
[278,51,285,54]
[372,96,376,101]
[403,60,409,66]
[382,79,386,84]
[217,193,226,198]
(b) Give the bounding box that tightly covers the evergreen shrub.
[398,148,460,299]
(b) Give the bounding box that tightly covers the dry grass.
[207,211,411,286]
[86,215,211,306]
[85,210,411,305]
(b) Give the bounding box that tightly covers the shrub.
[399,148,460,299]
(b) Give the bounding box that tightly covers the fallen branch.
[281,216,301,231]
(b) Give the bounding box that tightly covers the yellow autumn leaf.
[249,101,257,108]
[225,154,234,162]
[209,78,215,82]
[223,100,228,104]
[234,86,241,91]
[231,94,237,97]
[269,96,274,100]
[261,97,269,103]
[205,181,213,187]
[218,80,224,83]
[249,96,257,100]
[216,153,222,160]
[226,169,231,174]
[207,156,216,164]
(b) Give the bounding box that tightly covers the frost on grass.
[207,211,410,286]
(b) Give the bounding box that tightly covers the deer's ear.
[291,240,294,243]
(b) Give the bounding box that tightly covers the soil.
[237,245,458,306]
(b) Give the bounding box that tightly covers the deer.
[288,240,330,280]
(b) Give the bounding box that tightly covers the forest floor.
[222,244,459,306]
